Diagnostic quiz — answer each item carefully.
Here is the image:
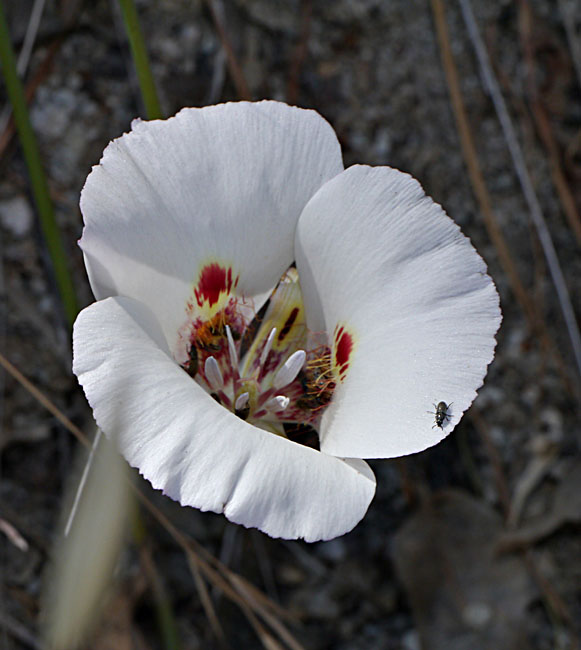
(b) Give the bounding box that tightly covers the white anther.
[235,392,250,411]
[273,349,306,389]
[204,356,224,389]
[260,327,277,368]
[265,395,290,411]
[225,325,238,369]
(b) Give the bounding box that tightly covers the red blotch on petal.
[194,263,237,308]
[334,327,353,380]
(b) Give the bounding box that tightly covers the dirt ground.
[1,0,580,648]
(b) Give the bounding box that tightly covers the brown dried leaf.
[499,461,581,551]
[393,490,536,650]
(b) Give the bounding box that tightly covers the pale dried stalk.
[458,0,581,381]
[0,350,302,649]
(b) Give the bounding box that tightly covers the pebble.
[0,196,33,237]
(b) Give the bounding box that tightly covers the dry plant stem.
[557,0,581,93]
[468,408,510,518]
[287,0,312,105]
[0,612,42,650]
[524,550,576,632]
[0,353,88,444]
[0,518,29,552]
[229,576,304,650]
[64,428,102,537]
[204,0,251,100]
[431,0,576,398]
[0,351,302,650]
[518,0,581,246]
[139,546,181,650]
[458,0,581,382]
[185,553,227,648]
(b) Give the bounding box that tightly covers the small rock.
[0,196,33,237]
[463,602,492,628]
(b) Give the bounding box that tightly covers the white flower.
[72,101,501,542]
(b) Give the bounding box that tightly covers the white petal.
[79,101,343,348]
[72,297,375,542]
[295,166,501,458]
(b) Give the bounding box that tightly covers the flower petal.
[80,101,343,348]
[295,166,501,458]
[72,296,376,542]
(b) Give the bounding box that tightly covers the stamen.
[204,356,224,389]
[225,325,239,370]
[265,395,290,411]
[273,349,306,389]
[234,392,250,411]
[234,391,251,421]
[259,327,277,369]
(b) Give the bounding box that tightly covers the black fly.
[430,401,451,430]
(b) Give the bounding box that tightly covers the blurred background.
[1,0,580,648]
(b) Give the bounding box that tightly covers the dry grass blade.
[189,536,294,622]
[557,0,581,93]
[458,0,581,382]
[204,0,251,100]
[430,0,576,398]
[64,427,102,537]
[0,612,42,650]
[0,352,88,445]
[184,553,227,648]
[468,408,510,519]
[518,0,581,247]
[137,493,303,649]
[229,576,305,650]
[236,602,284,650]
[0,350,303,649]
[0,517,29,552]
[287,0,312,105]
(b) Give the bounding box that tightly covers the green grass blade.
[117,0,162,120]
[0,0,78,326]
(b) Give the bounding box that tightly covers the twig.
[204,0,251,100]
[458,0,581,382]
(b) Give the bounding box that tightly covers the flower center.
[178,267,340,448]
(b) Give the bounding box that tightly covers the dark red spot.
[194,264,236,307]
[334,329,353,376]
[278,307,299,342]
